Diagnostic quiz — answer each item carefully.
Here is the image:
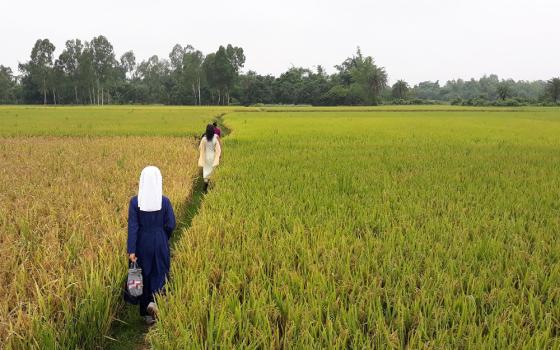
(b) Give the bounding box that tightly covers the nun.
[198,124,222,192]
[127,166,176,325]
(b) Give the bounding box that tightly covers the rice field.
[1,106,560,349]
[0,136,199,349]
[0,106,246,136]
[149,109,560,348]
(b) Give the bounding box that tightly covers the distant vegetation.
[0,36,559,106]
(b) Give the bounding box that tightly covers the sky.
[1,0,558,85]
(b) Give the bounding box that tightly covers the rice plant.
[0,137,198,349]
[149,109,560,348]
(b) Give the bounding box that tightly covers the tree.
[169,44,186,73]
[202,53,218,104]
[334,52,359,86]
[392,80,409,99]
[50,60,65,104]
[349,49,388,105]
[225,44,245,74]
[89,35,117,105]
[496,81,512,100]
[273,67,307,104]
[0,66,16,103]
[58,39,84,104]
[120,51,136,79]
[214,45,234,104]
[136,55,171,103]
[320,85,348,106]
[20,39,55,104]
[413,81,441,100]
[9,37,556,106]
[203,47,232,105]
[78,46,96,104]
[545,78,560,103]
[182,47,205,105]
[167,44,188,104]
[479,74,500,100]
[203,45,245,105]
[237,71,275,105]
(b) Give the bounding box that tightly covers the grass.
[149,109,560,348]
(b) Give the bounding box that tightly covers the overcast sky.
[1,0,558,84]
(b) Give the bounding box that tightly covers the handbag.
[123,261,143,304]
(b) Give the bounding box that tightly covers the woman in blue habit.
[127,166,176,325]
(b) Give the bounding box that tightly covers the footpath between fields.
[106,113,231,350]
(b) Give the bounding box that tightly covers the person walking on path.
[199,124,221,193]
[212,121,222,138]
[127,166,176,325]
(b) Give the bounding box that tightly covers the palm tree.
[392,80,410,99]
[350,51,388,104]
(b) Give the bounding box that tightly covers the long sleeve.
[127,197,139,254]
[164,197,176,239]
[198,138,206,167]
[213,139,221,167]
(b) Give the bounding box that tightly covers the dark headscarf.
[205,124,215,141]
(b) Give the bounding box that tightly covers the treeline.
[0,35,559,106]
[399,77,560,106]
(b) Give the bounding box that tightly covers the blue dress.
[127,196,176,302]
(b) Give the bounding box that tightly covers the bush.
[493,98,524,107]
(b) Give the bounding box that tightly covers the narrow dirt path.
[105,115,229,350]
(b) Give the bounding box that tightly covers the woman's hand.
[129,253,137,262]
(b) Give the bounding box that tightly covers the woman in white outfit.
[198,124,221,192]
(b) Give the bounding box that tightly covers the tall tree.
[89,35,117,105]
[392,80,409,99]
[120,50,136,79]
[78,46,96,104]
[20,39,55,104]
[496,81,512,100]
[224,44,245,104]
[169,44,186,73]
[0,66,16,103]
[168,44,189,104]
[50,60,65,104]
[136,55,171,103]
[203,45,245,105]
[202,53,218,104]
[349,49,388,105]
[58,39,84,104]
[545,78,560,103]
[183,47,205,105]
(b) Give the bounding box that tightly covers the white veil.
[138,166,163,212]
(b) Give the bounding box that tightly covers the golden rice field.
[1,106,560,349]
[0,136,198,349]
